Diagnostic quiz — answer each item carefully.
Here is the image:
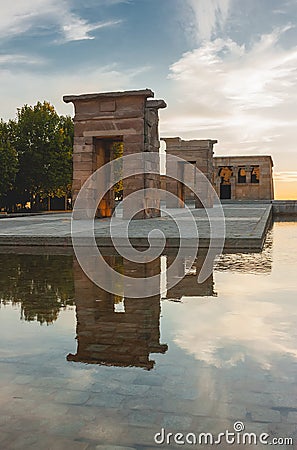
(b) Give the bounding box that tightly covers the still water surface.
[0,221,297,449]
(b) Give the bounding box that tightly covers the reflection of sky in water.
[163,222,297,371]
[1,222,297,447]
[1,222,297,372]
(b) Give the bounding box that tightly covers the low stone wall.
[272,200,297,215]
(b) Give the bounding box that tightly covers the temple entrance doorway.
[94,138,123,218]
[220,184,231,199]
[219,167,233,200]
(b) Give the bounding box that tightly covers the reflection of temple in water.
[67,258,168,370]
[67,254,218,369]
[68,245,273,369]
[164,253,216,300]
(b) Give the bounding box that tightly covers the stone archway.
[161,137,217,208]
[64,89,166,219]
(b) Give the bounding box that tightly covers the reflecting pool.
[0,221,297,449]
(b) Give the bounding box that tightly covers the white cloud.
[187,0,232,41]
[0,63,150,120]
[0,0,121,43]
[0,1,49,38]
[97,0,130,4]
[61,18,121,43]
[0,54,46,66]
[274,172,297,182]
[161,26,297,172]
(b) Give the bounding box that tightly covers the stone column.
[245,166,253,184]
[230,166,237,200]
[72,136,96,206]
[143,100,167,217]
[215,176,221,198]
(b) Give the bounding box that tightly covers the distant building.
[214,155,274,200]
[161,139,274,203]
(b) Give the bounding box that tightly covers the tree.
[9,101,73,209]
[0,121,18,208]
[0,254,74,325]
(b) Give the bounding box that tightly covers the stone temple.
[64,88,274,218]
[64,89,165,219]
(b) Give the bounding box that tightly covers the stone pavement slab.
[0,203,272,250]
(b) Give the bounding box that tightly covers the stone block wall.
[214,156,274,200]
[272,200,297,215]
[162,138,217,208]
[64,90,166,219]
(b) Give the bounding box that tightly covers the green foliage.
[0,254,74,325]
[0,121,18,202]
[6,101,73,208]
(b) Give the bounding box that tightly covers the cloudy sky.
[0,0,296,198]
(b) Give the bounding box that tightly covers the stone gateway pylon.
[64,89,166,219]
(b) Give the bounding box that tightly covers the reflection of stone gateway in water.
[67,253,219,369]
[67,246,274,368]
[165,252,216,300]
[67,258,168,370]
[0,248,273,370]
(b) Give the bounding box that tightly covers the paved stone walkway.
[0,202,272,250]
